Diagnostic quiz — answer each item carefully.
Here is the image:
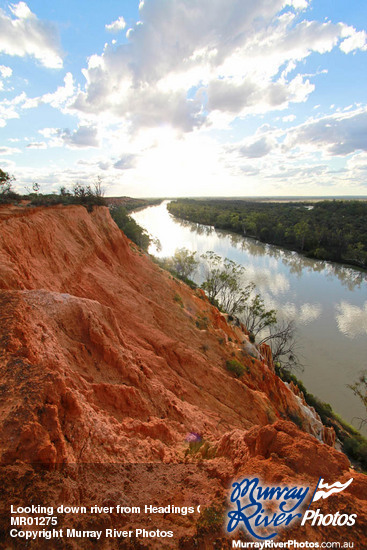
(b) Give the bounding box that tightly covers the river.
[132,201,367,434]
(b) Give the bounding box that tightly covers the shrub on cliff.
[0,169,20,203]
[154,248,198,288]
[348,372,367,426]
[342,436,367,470]
[226,359,245,378]
[71,182,105,208]
[29,181,106,209]
[195,504,224,537]
[276,364,367,471]
[200,252,300,369]
[110,205,151,251]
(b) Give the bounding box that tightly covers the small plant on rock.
[225,359,245,378]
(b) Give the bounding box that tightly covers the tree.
[348,371,367,428]
[200,251,300,369]
[200,252,254,316]
[0,169,18,203]
[171,248,198,280]
[200,251,227,303]
[93,176,104,198]
[259,320,301,370]
[241,293,277,337]
[59,186,71,197]
[294,220,311,251]
[0,169,14,195]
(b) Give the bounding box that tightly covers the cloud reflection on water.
[132,202,367,433]
[335,301,367,338]
[242,265,290,296]
[268,300,322,325]
[147,208,367,290]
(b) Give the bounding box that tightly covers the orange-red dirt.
[0,204,366,548]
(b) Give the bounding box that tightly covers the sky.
[1,0,367,198]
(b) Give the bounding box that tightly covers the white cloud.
[3,0,367,197]
[284,107,367,156]
[21,72,75,112]
[283,114,296,122]
[0,65,12,78]
[26,142,47,149]
[39,127,58,139]
[0,92,26,127]
[37,124,99,148]
[9,1,32,19]
[76,158,112,172]
[0,145,20,155]
[71,0,352,133]
[0,2,62,68]
[289,0,308,9]
[105,16,126,33]
[0,65,12,90]
[114,154,137,170]
[206,75,315,116]
[60,125,99,148]
[346,151,367,175]
[340,26,367,54]
[41,72,74,108]
[236,136,276,158]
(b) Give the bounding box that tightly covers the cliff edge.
[0,204,366,548]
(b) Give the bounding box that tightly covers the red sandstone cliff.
[0,204,366,548]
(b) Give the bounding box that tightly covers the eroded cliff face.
[0,204,366,548]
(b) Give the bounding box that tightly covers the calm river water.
[132,201,367,433]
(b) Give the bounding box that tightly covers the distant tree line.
[167,199,367,269]
[108,197,162,212]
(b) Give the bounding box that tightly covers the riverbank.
[132,202,367,436]
[167,198,367,271]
